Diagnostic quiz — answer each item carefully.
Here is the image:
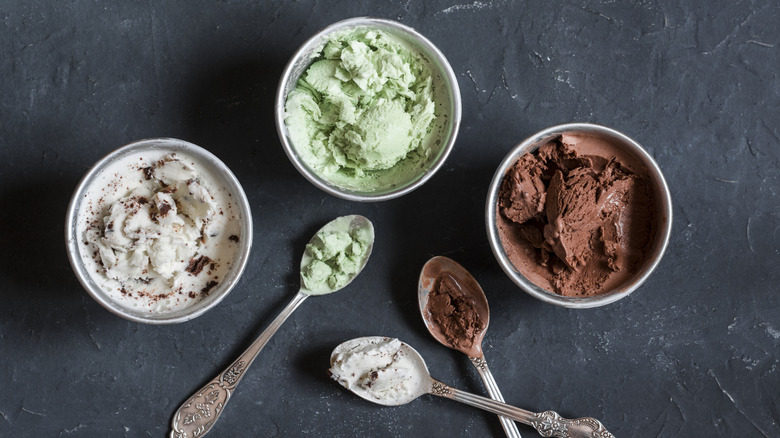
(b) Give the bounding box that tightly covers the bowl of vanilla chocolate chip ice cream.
[66,138,252,323]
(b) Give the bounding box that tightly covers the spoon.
[418,256,521,438]
[329,337,614,438]
[170,215,374,438]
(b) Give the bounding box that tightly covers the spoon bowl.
[418,256,490,357]
[171,215,374,438]
[329,336,615,438]
[329,336,429,406]
[301,215,374,295]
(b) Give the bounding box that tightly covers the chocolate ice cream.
[424,272,486,357]
[497,133,657,296]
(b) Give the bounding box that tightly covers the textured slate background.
[1,1,778,437]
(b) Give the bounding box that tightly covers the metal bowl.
[275,17,461,202]
[486,123,672,308]
[65,138,253,324]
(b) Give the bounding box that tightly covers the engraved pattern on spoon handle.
[470,356,522,438]
[529,410,615,438]
[170,291,309,438]
[430,379,615,438]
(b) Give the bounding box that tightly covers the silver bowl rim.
[65,137,254,324]
[485,123,673,308]
[274,16,462,202]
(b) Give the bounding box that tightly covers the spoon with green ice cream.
[170,215,374,438]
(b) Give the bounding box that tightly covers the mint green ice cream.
[301,225,373,293]
[284,28,444,192]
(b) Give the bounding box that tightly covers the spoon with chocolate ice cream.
[418,256,521,438]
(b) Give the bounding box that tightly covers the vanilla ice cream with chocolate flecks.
[329,337,422,404]
[77,151,241,313]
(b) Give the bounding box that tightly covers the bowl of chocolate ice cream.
[486,123,672,308]
[66,138,253,323]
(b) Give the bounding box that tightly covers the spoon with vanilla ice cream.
[418,256,521,438]
[170,215,374,438]
[329,337,614,438]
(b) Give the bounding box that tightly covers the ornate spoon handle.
[470,356,522,438]
[170,291,309,438]
[430,379,614,438]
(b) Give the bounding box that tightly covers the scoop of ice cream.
[329,337,421,404]
[425,273,485,354]
[543,164,633,271]
[543,168,601,271]
[498,153,547,224]
[331,100,414,171]
[284,28,438,191]
[301,226,372,293]
[92,155,215,284]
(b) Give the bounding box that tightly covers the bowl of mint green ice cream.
[276,17,461,201]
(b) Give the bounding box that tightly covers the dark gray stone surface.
[1,1,778,436]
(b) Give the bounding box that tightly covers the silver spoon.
[329,337,614,438]
[170,215,374,438]
[418,256,521,438]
